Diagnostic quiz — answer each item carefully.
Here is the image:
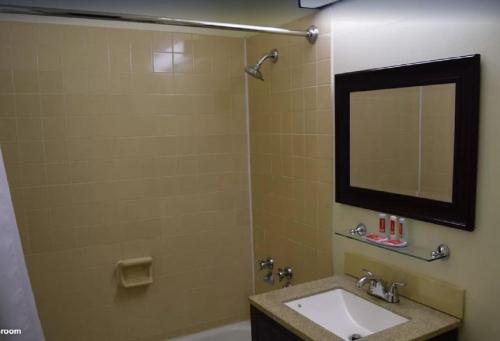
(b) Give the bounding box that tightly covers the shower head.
[245,49,279,81]
[245,64,264,81]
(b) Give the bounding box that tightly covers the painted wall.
[329,0,500,340]
[0,21,252,341]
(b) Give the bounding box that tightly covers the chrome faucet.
[356,270,406,303]
[277,266,293,282]
[259,257,274,270]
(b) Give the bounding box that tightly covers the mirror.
[350,84,455,202]
[335,55,480,230]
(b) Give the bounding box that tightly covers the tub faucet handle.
[259,257,274,270]
[277,266,293,281]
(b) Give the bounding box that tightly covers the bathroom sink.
[285,289,408,340]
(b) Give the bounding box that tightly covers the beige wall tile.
[248,13,333,293]
[39,71,64,93]
[0,70,13,93]
[13,70,38,93]
[0,94,15,116]
[0,118,17,141]
[38,47,63,72]
[0,21,251,341]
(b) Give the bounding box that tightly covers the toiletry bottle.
[378,213,387,238]
[398,218,407,242]
[389,215,397,240]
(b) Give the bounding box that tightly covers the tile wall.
[0,21,252,341]
[246,13,334,293]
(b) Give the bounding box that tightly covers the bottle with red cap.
[381,215,408,247]
[389,215,397,240]
[378,213,387,239]
[398,217,407,243]
[366,213,389,243]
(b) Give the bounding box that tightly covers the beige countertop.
[249,275,460,341]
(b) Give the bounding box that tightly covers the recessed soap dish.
[116,257,153,288]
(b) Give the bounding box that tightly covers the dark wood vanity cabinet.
[251,306,303,341]
[250,305,458,341]
[430,329,459,341]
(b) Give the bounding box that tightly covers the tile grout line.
[243,37,256,296]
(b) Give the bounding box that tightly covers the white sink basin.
[285,289,408,340]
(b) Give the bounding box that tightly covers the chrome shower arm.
[256,49,279,67]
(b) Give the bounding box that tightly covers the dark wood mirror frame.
[335,55,480,231]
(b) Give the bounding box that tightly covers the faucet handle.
[388,282,406,303]
[277,266,293,281]
[389,282,406,290]
[361,269,375,278]
[259,257,274,270]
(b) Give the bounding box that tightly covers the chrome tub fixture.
[258,257,274,270]
[277,266,293,281]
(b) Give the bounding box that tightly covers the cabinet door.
[250,306,303,341]
[428,328,458,341]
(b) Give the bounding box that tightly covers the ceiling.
[0,0,318,27]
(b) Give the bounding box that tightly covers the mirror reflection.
[350,83,455,202]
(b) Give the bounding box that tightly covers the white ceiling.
[0,0,318,27]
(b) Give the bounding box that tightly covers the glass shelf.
[335,230,449,262]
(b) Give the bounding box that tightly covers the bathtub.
[169,321,251,341]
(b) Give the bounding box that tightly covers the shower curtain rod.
[0,3,319,43]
